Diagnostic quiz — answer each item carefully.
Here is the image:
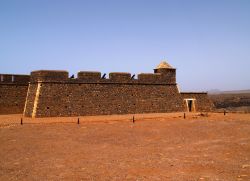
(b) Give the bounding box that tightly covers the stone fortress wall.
[0,62,213,117]
[0,74,30,114]
[24,70,184,117]
[23,62,213,117]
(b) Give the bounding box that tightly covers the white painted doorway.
[184,99,196,112]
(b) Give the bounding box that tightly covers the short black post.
[184,113,186,119]
[224,110,226,116]
[77,118,80,124]
[132,116,135,123]
[21,118,23,125]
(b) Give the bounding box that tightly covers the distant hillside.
[209,90,250,113]
[222,89,250,94]
[208,89,221,94]
[208,89,250,95]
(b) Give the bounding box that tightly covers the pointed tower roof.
[155,61,173,69]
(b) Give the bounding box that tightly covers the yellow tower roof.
[155,61,173,69]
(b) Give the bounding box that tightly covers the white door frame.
[184,98,196,112]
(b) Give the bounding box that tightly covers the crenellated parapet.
[0,74,30,84]
[29,69,176,84]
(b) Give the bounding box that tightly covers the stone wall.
[0,70,214,117]
[181,92,214,112]
[24,70,185,117]
[0,74,30,114]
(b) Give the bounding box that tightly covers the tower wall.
[154,68,176,84]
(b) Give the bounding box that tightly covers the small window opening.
[47,107,49,109]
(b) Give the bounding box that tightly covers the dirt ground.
[0,113,250,181]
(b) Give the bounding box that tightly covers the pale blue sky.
[0,0,250,91]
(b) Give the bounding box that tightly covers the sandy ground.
[0,112,250,181]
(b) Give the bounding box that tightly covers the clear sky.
[0,0,250,91]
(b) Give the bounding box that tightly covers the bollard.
[77,118,80,124]
[184,113,186,119]
[21,118,23,125]
[224,110,226,116]
[132,116,135,123]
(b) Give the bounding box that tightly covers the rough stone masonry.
[0,61,213,117]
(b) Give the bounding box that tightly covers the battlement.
[0,74,30,84]
[29,69,176,84]
[138,73,162,83]
[30,70,69,82]
[78,71,101,81]
[109,72,131,81]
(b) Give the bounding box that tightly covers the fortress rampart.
[0,61,213,117]
[24,68,185,117]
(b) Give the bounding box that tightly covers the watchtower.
[154,61,176,84]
